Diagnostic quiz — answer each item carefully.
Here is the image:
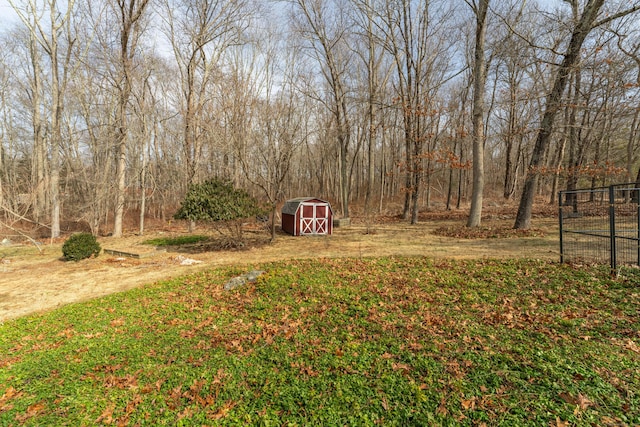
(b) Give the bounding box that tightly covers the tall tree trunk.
[565,69,581,211]
[402,119,412,220]
[28,33,46,225]
[467,0,489,228]
[626,105,640,183]
[503,119,515,199]
[139,153,147,235]
[363,3,377,222]
[139,113,151,236]
[633,166,640,204]
[112,0,150,238]
[47,0,72,239]
[410,135,421,224]
[339,132,350,219]
[114,111,128,237]
[549,132,567,205]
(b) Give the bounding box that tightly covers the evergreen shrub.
[62,233,101,261]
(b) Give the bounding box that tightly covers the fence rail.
[559,183,640,270]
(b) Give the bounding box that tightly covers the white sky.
[0,0,19,27]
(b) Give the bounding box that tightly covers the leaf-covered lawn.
[1,258,638,426]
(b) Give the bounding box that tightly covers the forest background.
[0,0,639,239]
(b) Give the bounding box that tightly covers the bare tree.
[2,6,47,227]
[8,0,77,238]
[289,0,356,218]
[109,0,151,237]
[442,79,471,211]
[351,0,392,226]
[160,0,251,232]
[0,47,11,215]
[3,0,640,236]
[614,28,640,185]
[378,0,455,224]
[465,0,489,227]
[162,0,250,187]
[236,29,307,241]
[515,0,640,229]
[131,63,156,235]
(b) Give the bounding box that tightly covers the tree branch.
[593,3,640,29]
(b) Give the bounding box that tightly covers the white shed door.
[300,203,329,235]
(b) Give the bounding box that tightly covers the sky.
[0,0,570,32]
[0,0,19,27]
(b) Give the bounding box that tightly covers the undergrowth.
[433,225,546,239]
[0,258,638,426]
[142,235,209,247]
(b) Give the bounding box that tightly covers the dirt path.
[0,219,559,322]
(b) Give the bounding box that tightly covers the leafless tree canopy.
[1,0,639,236]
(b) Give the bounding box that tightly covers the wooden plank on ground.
[103,248,164,259]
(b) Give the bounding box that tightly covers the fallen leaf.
[600,415,624,426]
[436,397,448,416]
[208,400,236,420]
[461,398,475,410]
[559,392,593,412]
[177,407,193,420]
[17,401,46,421]
[95,404,115,425]
[559,392,578,405]
[381,396,389,411]
[575,393,593,411]
[624,339,639,353]
[110,318,125,327]
[0,387,22,403]
[392,363,410,373]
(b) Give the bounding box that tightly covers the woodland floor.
[0,203,559,322]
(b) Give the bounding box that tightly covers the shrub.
[174,179,268,245]
[62,233,101,261]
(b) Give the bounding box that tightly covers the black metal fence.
[559,183,640,270]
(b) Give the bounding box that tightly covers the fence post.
[559,191,564,264]
[609,185,617,272]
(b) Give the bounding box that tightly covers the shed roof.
[282,197,331,216]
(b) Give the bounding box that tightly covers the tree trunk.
[112,0,150,238]
[515,0,605,229]
[467,0,489,228]
[114,124,127,237]
[410,140,421,224]
[28,32,46,225]
[364,8,377,221]
[633,167,640,204]
[139,134,148,236]
[339,133,350,218]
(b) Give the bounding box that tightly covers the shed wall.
[282,213,297,236]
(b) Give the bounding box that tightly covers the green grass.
[142,235,209,247]
[1,258,638,426]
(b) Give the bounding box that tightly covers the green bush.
[62,233,101,261]
[174,178,268,244]
[174,178,268,223]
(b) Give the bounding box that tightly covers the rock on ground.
[224,270,265,290]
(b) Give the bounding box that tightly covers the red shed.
[282,197,333,236]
